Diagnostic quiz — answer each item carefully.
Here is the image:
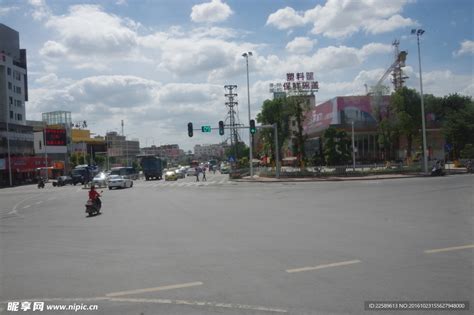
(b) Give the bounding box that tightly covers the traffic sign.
[201,125,211,133]
[444,143,452,152]
[228,156,235,163]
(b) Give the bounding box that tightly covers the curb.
[234,174,426,183]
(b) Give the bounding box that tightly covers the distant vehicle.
[186,168,197,176]
[108,175,133,189]
[139,156,163,180]
[92,172,108,188]
[110,167,139,180]
[220,163,230,174]
[175,167,186,179]
[165,170,178,181]
[71,167,89,185]
[55,176,73,187]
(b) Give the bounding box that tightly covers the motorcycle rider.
[88,185,102,209]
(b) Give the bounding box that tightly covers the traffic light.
[249,119,256,134]
[187,122,193,137]
[218,121,224,136]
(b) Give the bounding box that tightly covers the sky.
[1,0,473,151]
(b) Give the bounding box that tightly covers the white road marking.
[105,281,204,297]
[22,205,31,209]
[8,194,40,215]
[0,296,288,313]
[424,244,474,254]
[106,297,288,313]
[286,259,361,273]
[35,201,43,205]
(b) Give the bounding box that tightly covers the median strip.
[105,281,203,297]
[424,244,474,254]
[286,259,361,273]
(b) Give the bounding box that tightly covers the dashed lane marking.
[424,244,474,254]
[105,281,203,297]
[286,259,361,273]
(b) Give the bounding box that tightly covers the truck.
[139,155,163,180]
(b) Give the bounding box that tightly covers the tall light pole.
[411,28,428,174]
[242,51,253,177]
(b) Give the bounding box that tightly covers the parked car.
[108,175,133,189]
[54,176,73,187]
[165,170,178,181]
[92,172,108,188]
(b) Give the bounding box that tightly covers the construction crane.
[369,40,408,95]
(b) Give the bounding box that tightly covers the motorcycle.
[466,161,473,173]
[430,163,445,176]
[37,179,45,189]
[85,194,102,216]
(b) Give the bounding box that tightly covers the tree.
[323,127,351,166]
[256,98,290,163]
[286,95,311,167]
[69,152,88,168]
[443,102,474,159]
[390,87,422,159]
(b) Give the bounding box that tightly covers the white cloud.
[266,7,306,30]
[286,37,315,54]
[413,70,474,97]
[190,0,233,23]
[0,6,19,16]
[28,0,51,21]
[267,0,418,38]
[39,40,68,58]
[453,40,474,57]
[45,5,138,56]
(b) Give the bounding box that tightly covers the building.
[194,143,226,160]
[71,128,106,167]
[106,131,140,167]
[302,95,445,163]
[141,144,184,163]
[0,24,33,185]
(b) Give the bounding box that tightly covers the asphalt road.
[0,173,473,315]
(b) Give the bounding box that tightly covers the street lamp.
[242,51,253,177]
[351,121,356,171]
[411,28,428,174]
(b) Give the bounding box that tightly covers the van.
[110,167,139,180]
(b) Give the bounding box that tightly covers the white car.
[108,175,133,189]
[92,172,108,188]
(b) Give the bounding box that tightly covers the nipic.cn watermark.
[6,301,99,312]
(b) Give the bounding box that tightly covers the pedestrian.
[202,167,207,181]
[195,167,200,182]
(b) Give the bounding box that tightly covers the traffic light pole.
[188,123,280,179]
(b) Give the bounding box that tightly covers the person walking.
[195,167,200,182]
[202,167,207,181]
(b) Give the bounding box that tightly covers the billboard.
[45,128,67,146]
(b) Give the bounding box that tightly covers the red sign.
[7,157,52,172]
[45,128,67,146]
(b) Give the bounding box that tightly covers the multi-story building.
[106,131,140,167]
[194,143,226,160]
[0,24,34,185]
[141,144,184,163]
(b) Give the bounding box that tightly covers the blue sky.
[1,0,472,150]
